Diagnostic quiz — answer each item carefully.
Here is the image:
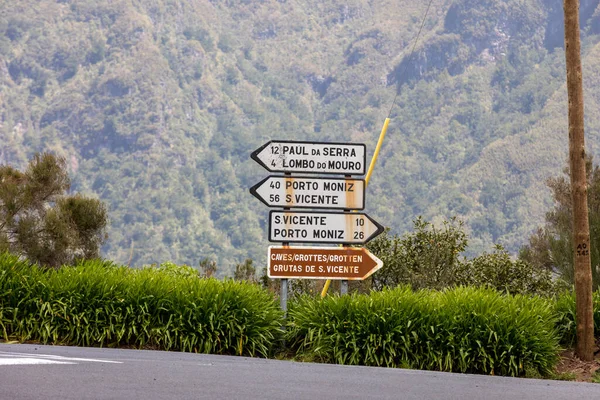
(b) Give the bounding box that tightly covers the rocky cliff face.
[390,0,599,88]
[542,0,600,50]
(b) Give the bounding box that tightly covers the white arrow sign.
[251,140,366,175]
[250,176,365,210]
[269,211,384,244]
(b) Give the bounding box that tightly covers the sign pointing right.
[269,210,384,244]
[268,246,383,280]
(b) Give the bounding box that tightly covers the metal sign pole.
[280,278,288,313]
[340,203,351,295]
[340,280,348,295]
[280,182,291,314]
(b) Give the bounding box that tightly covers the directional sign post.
[251,140,366,175]
[250,176,365,210]
[269,211,384,244]
[250,139,384,308]
[268,246,383,280]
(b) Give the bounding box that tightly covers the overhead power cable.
[322,0,438,298]
[387,0,435,119]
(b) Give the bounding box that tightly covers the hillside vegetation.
[2,0,600,273]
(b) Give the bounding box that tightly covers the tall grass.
[0,253,283,357]
[554,290,600,346]
[0,252,579,376]
[286,286,560,376]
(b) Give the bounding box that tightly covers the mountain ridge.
[2,0,600,273]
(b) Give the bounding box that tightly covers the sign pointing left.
[250,176,365,210]
[251,140,366,175]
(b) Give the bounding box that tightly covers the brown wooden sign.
[268,246,383,280]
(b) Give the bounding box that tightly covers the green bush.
[0,252,579,376]
[554,290,600,346]
[368,217,468,291]
[151,261,200,278]
[461,245,556,296]
[0,253,283,357]
[286,286,560,376]
[369,218,557,296]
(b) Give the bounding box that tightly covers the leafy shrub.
[461,245,556,296]
[369,218,557,296]
[151,261,200,278]
[0,253,283,357]
[286,286,560,377]
[368,217,468,291]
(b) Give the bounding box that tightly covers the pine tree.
[0,153,108,267]
[519,157,600,289]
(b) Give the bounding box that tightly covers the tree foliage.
[464,245,555,296]
[367,217,468,291]
[1,1,600,273]
[234,258,258,283]
[0,153,108,267]
[369,217,555,296]
[520,158,600,289]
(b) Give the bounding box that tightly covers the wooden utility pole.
[563,0,595,361]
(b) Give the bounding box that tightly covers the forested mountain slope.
[1,0,600,274]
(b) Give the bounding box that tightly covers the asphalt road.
[1,343,599,400]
